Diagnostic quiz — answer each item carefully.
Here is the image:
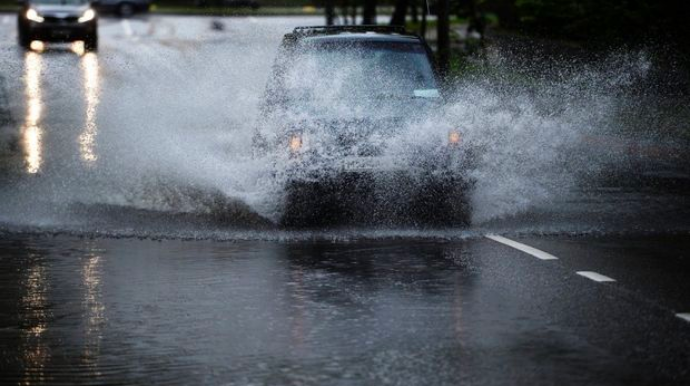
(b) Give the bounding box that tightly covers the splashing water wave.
[0,20,688,239]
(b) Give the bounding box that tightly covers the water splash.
[0,19,688,237]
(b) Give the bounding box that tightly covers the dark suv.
[255,26,472,226]
[17,0,98,51]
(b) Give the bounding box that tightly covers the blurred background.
[3,0,687,90]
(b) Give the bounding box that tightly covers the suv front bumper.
[279,152,474,226]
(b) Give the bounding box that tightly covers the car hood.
[33,4,90,16]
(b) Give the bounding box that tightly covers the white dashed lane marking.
[485,235,690,325]
[486,235,559,260]
[576,271,616,283]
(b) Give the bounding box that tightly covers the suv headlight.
[288,133,303,154]
[448,129,461,145]
[26,8,44,23]
[78,8,96,23]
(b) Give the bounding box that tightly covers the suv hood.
[272,98,445,158]
[277,96,442,123]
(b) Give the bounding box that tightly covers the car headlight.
[448,130,461,145]
[288,133,302,154]
[78,8,96,23]
[26,8,44,23]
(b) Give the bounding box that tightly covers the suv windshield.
[31,0,88,5]
[278,39,439,101]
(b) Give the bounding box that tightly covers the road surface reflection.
[0,235,681,385]
[81,244,105,370]
[20,46,101,172]
[79,52,100,164]
[20,254,49,385]
[0,239,472,385]
[21,51,43,174]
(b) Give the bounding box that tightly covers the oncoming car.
[254,26,473,226]
[17,0,98,51]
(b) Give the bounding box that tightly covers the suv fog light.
[289,134,303,153]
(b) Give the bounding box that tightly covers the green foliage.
[513,0,684,43]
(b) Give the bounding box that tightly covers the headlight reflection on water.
[21,48,100,173]
[21,257,50,385]
[22,51,43,174]
[81,248,105,368]
[79,52,100,164]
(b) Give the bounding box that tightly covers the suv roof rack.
[292,25,410,36]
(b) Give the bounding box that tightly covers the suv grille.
[307,118,404,157]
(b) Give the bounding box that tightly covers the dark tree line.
[511,0,690,67]
[322,0,490,74]
[324,0,690,73]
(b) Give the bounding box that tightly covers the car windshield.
[31,0,88,5]
[279,39,439,101]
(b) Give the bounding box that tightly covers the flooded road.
[1,13,690,385]
[1,235,690,385]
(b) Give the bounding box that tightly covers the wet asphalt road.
[1,13,690,385]
[1,234,690,385]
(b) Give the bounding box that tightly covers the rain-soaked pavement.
[1,235,690,385]
[0,236,690,385]
[1,13,690,385]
